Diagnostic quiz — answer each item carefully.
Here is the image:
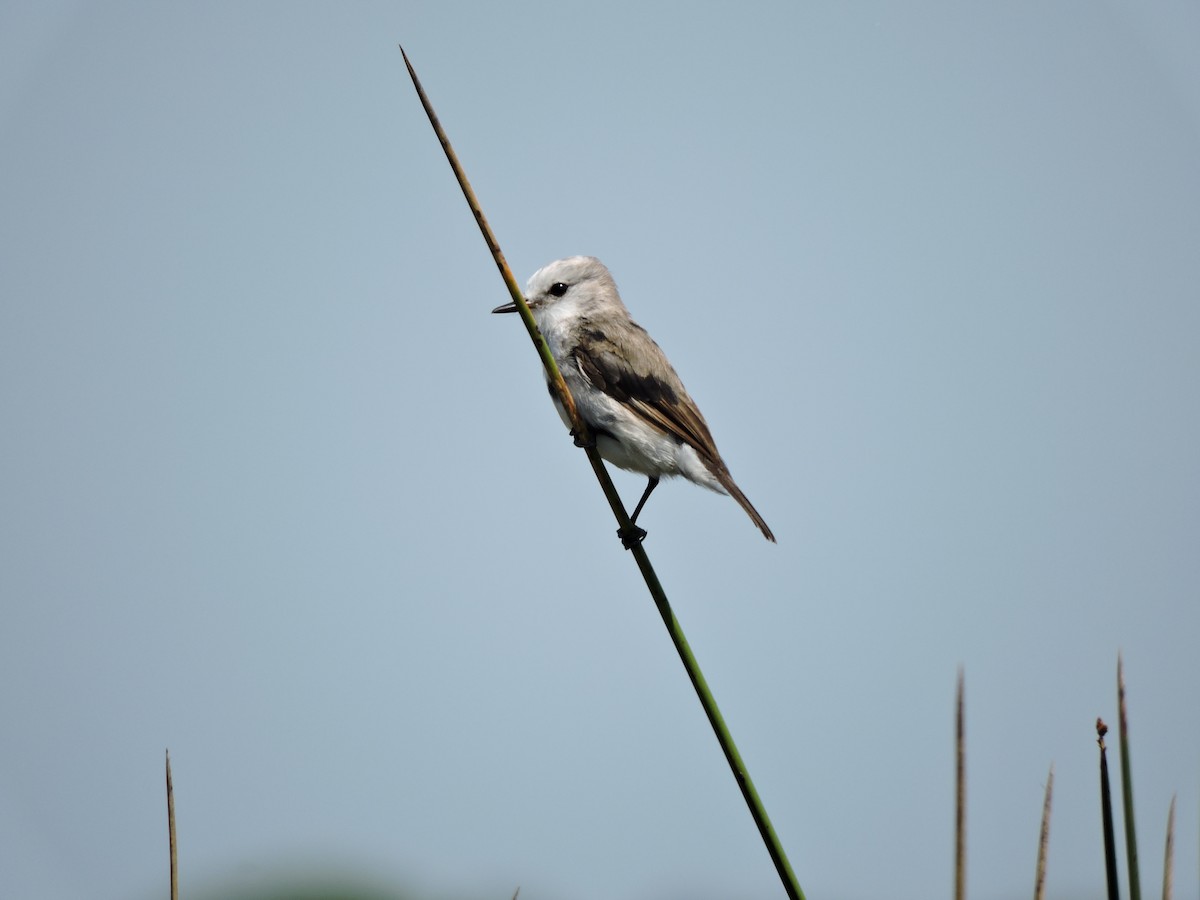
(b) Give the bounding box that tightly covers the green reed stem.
[166,749,178,900]
[1098,719,1120,900]
[400,46,804,900]
[1161,794,1175,900]
[1034,764,1053,900]
[955,670,966,900]
[1118,655,1141,900]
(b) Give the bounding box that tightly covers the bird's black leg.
[570,427,595,449]
[629,476,659,525]
[618,476,658,550]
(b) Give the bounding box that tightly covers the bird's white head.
[491,256,625,326]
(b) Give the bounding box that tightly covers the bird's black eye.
[549,282,569,297]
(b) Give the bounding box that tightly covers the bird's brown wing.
[571,317,776,543]
[570,319,723,468]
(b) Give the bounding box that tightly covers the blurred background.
[2,3,1197,899]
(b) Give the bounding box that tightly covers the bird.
[492,256,774,547]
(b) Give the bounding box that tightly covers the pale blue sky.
[2,4,1198,900]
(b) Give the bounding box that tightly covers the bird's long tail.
[714,468,776,543]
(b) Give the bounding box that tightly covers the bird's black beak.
[491,301,519,314]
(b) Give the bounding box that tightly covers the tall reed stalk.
[400,46,804,900]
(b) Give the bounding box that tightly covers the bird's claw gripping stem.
[617,524,648,550]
